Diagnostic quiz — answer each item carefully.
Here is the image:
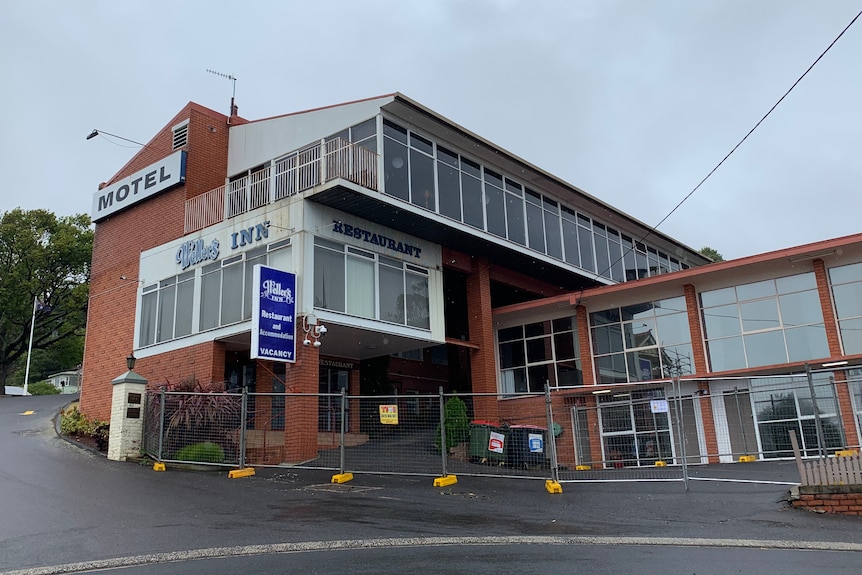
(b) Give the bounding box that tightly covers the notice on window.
[379,405,399,425]
[488,431,506,453]
[650,399,669,414]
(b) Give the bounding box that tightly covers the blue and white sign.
[251,265,296,362]
[528,433,544,453]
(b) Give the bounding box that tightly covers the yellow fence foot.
[654,460,667,467]
[228,467,256,479]
[738,455,757,463]
[433,475,458,487]
[331,473,354,484]
[545,480,563,494]
[153,462,166,472]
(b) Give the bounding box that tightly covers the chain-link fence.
[143,388,563,482]
[142,370,861,487]
[143,390,243,466]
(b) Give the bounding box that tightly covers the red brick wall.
[81,104,229,421]
[813,258,843,357]
[576,305,595,385]
[791,488,862,515]
[467,257,500,423]
[282,330,320,461]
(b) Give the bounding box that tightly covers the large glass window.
[380,117,691,283]
[701,273,828,371]
[750,375,844,458]
[140,241,291,346]
[314,238,431,329]
[590,296,693,384]
[829,262,862,355]
[498,317,582,395]
[598,388,673,468]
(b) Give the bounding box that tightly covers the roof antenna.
[207,69,238,122]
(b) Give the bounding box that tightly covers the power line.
[576,8,862,301]
[653,8,862,232]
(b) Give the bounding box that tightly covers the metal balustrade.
[184,138,379,233]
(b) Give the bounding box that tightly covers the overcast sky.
[1,1,859,260]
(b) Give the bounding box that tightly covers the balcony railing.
[184,138,379,233]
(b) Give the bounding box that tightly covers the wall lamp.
[126,353,137,371]
[302,315,328,347]
[86,129,146,147]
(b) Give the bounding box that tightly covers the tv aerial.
[207,69,238,117]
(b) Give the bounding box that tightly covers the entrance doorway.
[226,351,256,428]
[319,367,349,432]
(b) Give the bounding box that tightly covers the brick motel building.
[81,93,862,468]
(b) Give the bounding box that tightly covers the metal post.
[673,377,689,491]
[339,388,347,474]
[805,363,827,459]
[439,387,448,478]
[545,384,560,484]
[157,388,166,462]
[23,296,38,395]
[733,387,749,456]
[239,387,249,468]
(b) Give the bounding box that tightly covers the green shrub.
[27,381,61,395]
[174,441,225,463]
[60,404,109,450]
[435,396,470,451]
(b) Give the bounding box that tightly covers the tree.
[0,209,92,394]
[699,246,724,262]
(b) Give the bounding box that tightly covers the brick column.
[576,304,595,385]
[467,257,499,423]
[813,259,860,447]
[684,283,720,462]
[349,368,361,433]
[813,259,843,357]
[282,334,319,462]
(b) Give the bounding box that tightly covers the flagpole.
[23,296,37,395]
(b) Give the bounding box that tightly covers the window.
[701,273,828,371]
[598,388,673,467]
[829,262,862,355]
[498,317,582,395]
[139,271,194,346]
[590,297,693,384]
[379,118,690,283]
[749,375,843,458]
[313,238,431,329]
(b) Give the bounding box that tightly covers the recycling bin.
[469,420,508,463]
[507,425,547,468]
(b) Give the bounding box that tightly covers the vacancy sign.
[251,265,296,362]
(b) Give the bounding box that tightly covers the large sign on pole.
[251,265,296,362]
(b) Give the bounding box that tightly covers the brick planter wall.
[789,485,862,516]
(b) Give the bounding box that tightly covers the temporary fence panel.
[561,388,686,484]
[143,390,242,467]
[703,373,847,463]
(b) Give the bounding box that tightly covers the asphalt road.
[2,394,861,574]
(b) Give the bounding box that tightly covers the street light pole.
[23,296,38,395]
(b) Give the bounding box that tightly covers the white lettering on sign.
[92,151,186,221]
[261,279,295,304]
